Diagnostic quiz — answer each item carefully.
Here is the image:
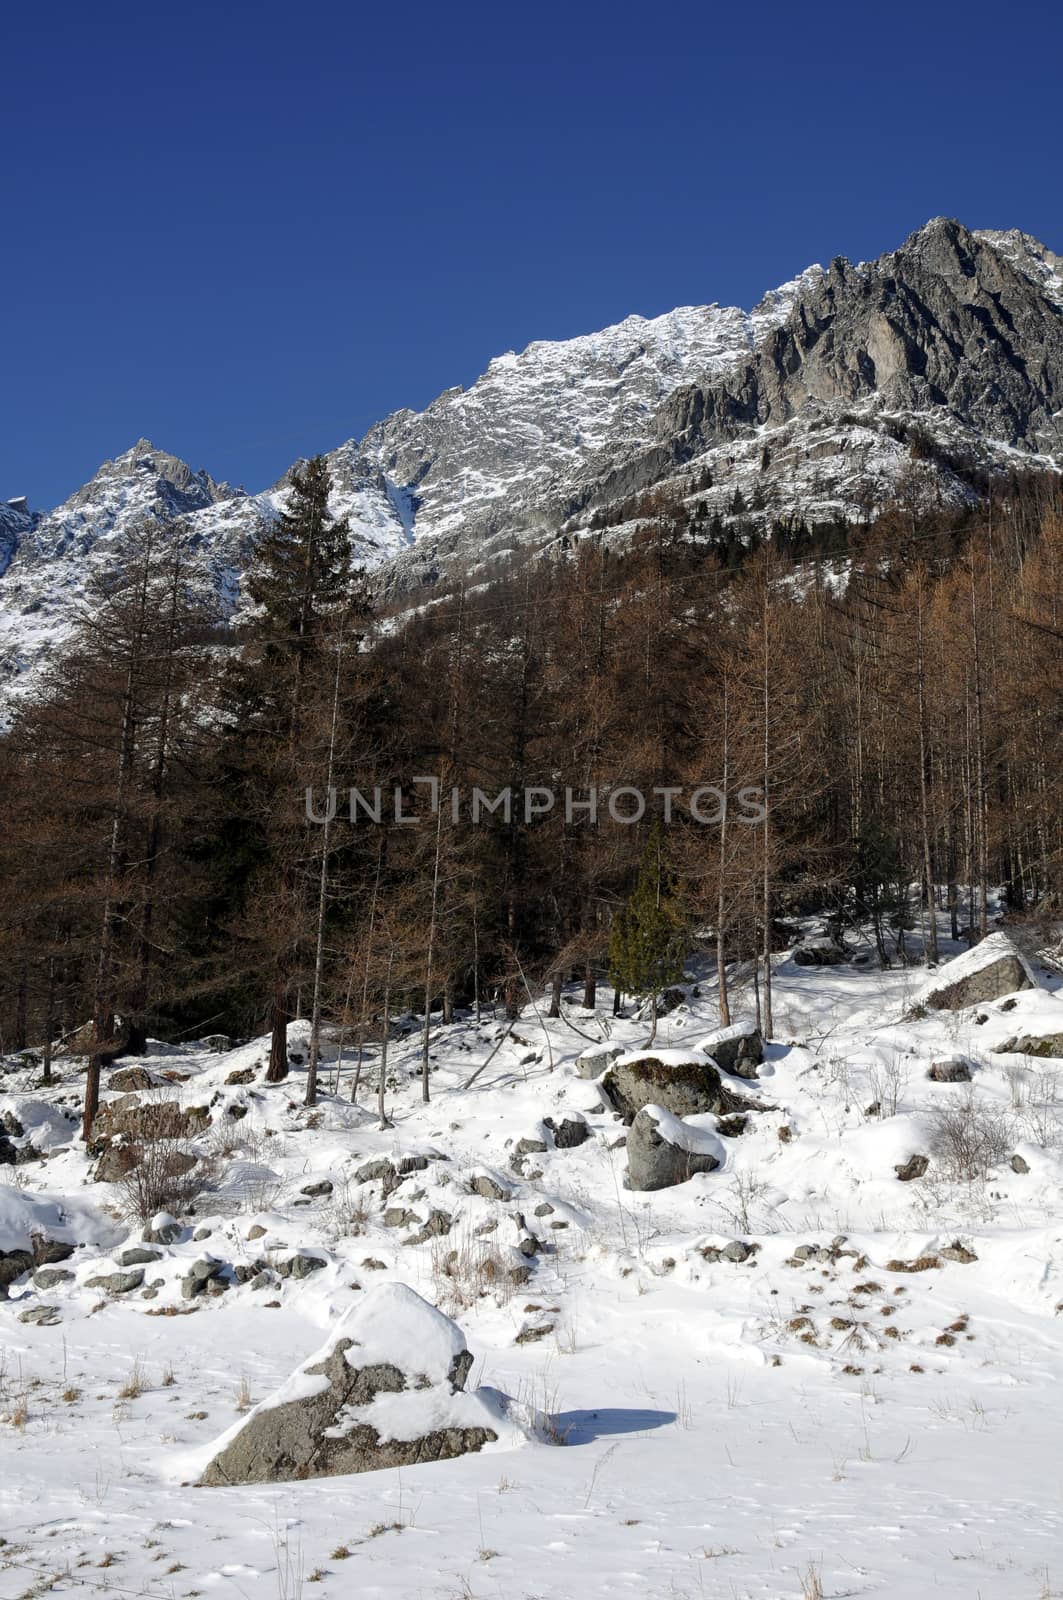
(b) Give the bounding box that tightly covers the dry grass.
[116,1359,147,1400]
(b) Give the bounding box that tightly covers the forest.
[1,457,1061,1139]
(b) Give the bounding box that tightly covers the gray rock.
[107,1066,158,1092]
[895,1154,930,1182]
[792,943,849,967]
[995,1033,1063,1058]
[700,1020,764,1079]
[913,933,1034,1013]
[722,1240,753,1263]
[300,1180,334,1198]
[602,1055,723,1124]
[143,1216,183,1245]
[574,1045,623,1080]
[626,1107,720,1191]
[470,1173,512,1202]
[85,1269,145,1294]
[19,1303,61,1325]
[544,1114,590,1149]
[203,1035,233,1052]
[33,1267,74,1289]
[927,1057,973,1082]
[286,1253,326,1280]
[199,1285,498,1486]
[118,1247,161,1267]
[1011,1153,1031,1173]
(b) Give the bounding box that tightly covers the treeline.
[0,460,1061,1133]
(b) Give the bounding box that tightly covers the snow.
[3,919,1063,1594]
[642,1103,726,1162]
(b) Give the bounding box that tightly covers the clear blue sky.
[4,0,1061,510]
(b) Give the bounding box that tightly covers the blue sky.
[4,0,1061,509]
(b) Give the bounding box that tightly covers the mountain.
[2,217,1061,701]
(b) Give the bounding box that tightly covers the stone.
[1011,1153,1031,1173]
[143,1214,183,1245]
[574,1045,623,1080]
[286,1253,327,1280]
[19,1304,61,1326]
[247,1224,269,1241]
[383,1208,418,1230]
[118,1246,162,1267]
[200,1284,507,1485]
[792,943,849,967]
[722,1240,753,1263]
[995,1032,1063,1058]
[203,1035,234,1052]
[927,1056,973,1082]
[85,1269,145,1294]
[894,1154,929,1182]
[409,1211,452,1244]
[225,1066,257,1085]
[544,1114,590,1149]
[626,1105,722,1191]
[602,1052,723,1125]
[33,1267,74,1289]
[300,1180,334,1198]
[107,1066,158,1092]
[699,1020,764,1079]
[470,1172,512,1202]
[910,933,1034,1013]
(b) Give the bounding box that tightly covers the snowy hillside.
[3,916,1063,1596]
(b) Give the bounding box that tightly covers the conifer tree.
[608,825,687,1045]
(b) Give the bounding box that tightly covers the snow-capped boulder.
[626,1105,723,1191]
[909,933,1035,1013]
[574,1044,623,1079]
[699,1019,764,1079]
[602,1049,723,1124]
[199,1283,524,1486]
[994,1031,1063,1058]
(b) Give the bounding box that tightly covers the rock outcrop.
[909,933,1035,1013]
[602,1050,724,1124]
[200,1283,520,1486]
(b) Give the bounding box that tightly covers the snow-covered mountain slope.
[2,218,1062,702]
[4,922,1063,1596]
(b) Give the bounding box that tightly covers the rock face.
[602,1050,724,1124]
[574,1045,624,1080]
[700,1020,764,1079]
[200,1284,511,1486]
[626,1105,723,1191]
[910,933,1035,1013]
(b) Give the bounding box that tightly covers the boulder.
[574,1045,623,1080]
[909,933,1035,1014]
[792,942,849,967]
[107,1066,159,1093]
[544,1114,590,1149]
[19,1303,61,1326]
[602,1050,723,1125]
[92,1098,210,1147]
[994,1032,1063,1058]
[699,1019,764,1080]
[895,1154,929,1182]
[626,1105,723,1191]
[927,1056,974,1083]
[85,1268,145,1294]
[225,1066,257,1086]
[470,1171,513,1202]
[203,1035,234,1053]
[200,1283,518,1486]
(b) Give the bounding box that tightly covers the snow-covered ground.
[3,928,1063,1598]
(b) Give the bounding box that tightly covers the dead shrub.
[115,1137,214,1223]
[928,1094,1013,1182]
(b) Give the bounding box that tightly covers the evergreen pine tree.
[608,824,687,1045]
